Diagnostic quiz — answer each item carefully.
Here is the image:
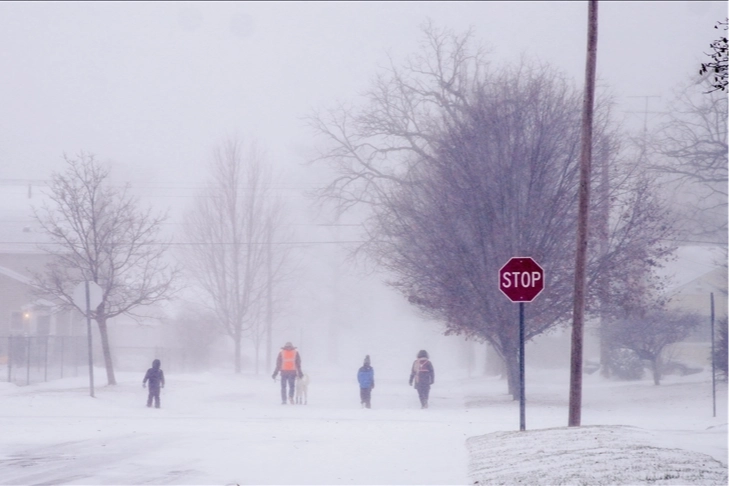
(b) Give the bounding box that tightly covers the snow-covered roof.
[0,265,31,285]
[658,245,727,294]
[0,184,55,253]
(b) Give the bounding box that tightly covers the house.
[0,251,86,333]
[667,266,727,321]
[0,184,179,381]
[0,183,79,340]
[663,246,727,368]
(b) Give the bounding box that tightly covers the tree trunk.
[485,343,505,376]
[96,316,116,385]
[599,338,611,378]
[504,351,520,400]
[234,335,242,374]
[651,356,661,385]
[598,136,611,378]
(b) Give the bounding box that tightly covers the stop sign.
[499,257,545,302]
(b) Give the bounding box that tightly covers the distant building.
[662,246,727,368]
[0,253,78,338]
[663,246,727,338]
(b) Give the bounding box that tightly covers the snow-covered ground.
[0,365,726,485]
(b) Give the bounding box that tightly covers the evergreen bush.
[609,348,645,380]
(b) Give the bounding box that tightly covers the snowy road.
[0,368,726,485]
[0,371,483,485]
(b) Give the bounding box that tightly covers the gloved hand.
[271,373,277,381]
[161,384,165,388]
[142,383,146,388]
[298,372,303,379]
[408,379,413,386]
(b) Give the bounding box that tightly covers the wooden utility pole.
[569,0,599,427]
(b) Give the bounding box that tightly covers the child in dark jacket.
[357,355,375,408]
[143,359,165,408]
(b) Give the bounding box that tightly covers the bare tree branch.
[182,138,294,373]
[309,24,676,398]
[31,153,179,385]
[699,19,728,92]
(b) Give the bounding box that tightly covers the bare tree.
[699,19,728,93]
[246,200,296,374]
[306,21,486,218]
[382,66,673,398]
[605,309,702,385]
[166,302,220,371]
[32,153,178,385]
[309,24,676,398]
[183,138,292,374]
[649,78,728,244]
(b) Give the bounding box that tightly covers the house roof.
[0,265,31,285]
[658,245,727,294]
[668,266,728,302]
[0,184,56,253]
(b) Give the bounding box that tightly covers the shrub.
[712,317,728,382]
[609,348,645,380]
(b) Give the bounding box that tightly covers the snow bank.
[468,425,728,485]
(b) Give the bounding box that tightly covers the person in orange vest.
[272,341,303,405]
[409,349,435,409]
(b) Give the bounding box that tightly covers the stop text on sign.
[501,271,542,289]
[498,257,545,303]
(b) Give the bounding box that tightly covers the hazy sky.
[0,1,724,374]
[1,1,724,186]
[0,1,724,258]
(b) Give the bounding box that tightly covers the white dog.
[295,373,310,405]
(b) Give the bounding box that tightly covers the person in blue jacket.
[357,355,375,408]
[143,358,165,408]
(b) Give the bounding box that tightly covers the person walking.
[357,355,375,408]
[272,342,303,405]
[409,350,434,409]
[142,359,165,408]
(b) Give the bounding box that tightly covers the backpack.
[413,358,431,386]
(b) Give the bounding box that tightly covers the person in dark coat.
[409,350,434,409]
[272,342,303,405]
[357,355,375,408]
[143,359,165,408]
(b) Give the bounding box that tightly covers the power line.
[624,95,662,133]
[0,240,366,247]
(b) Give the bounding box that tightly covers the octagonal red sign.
[499,257,545,303]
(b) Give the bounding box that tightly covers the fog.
[0,2,725,379]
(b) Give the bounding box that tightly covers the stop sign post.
[499,257,545,431]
